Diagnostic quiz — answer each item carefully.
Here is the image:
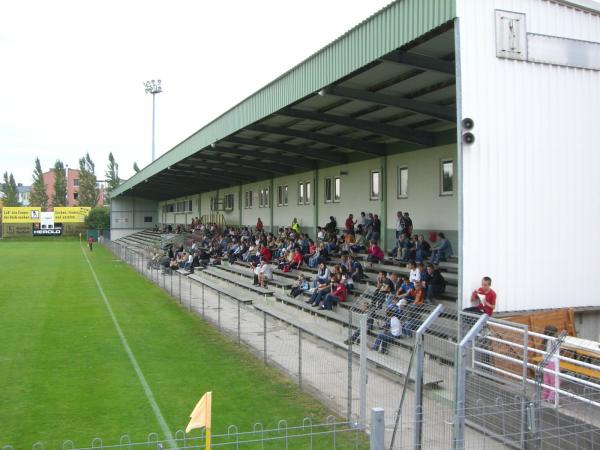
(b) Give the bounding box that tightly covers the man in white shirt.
[258,260,274,288]
[395,211,404,239]
[408,262,421,284]
[371,311,402,354]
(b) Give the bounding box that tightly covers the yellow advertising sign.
[1,207,41,223]
[54,207,91,223]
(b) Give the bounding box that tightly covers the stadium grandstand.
[106,0,600,448]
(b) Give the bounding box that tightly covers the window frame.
[324,177,332,203]
[440,159,454,196]
[397,166,409,199]
[370,170,381,201]
[298,182,305,205]
[333,176,341,203]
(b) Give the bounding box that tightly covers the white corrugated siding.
[457,0,600,312]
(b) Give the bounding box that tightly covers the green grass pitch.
[0,240,356,449]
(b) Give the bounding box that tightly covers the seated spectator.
[289,248,303,270]
[421,264,446,303]
[312,262,330,288]
[349,256,364,282]
[412,283,426,305]
[350,229,367,253]
[341,231,356,253]
[372,271,394,308]
[321,274,347,310]
[430,232,453,263]
[307,275,331,306]
[289,274,309,298]
[371,309,402,354]
[316,226,325,242]
[408,262,421,284]
[396,277,416,303]
[259,244,272,263]
[463,276,496,316]
[415,234,431,263]
[257,260,274,288]
[367,240,384,265]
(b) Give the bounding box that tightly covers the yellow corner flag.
[186,392,212,448]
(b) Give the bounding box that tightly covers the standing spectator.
[464,276,497,316]
[365,213,374,240]
[345,214,356,235]
[358,212,368,230]
[371,214,381,243]
[291,218,300,234]
[256,218,264,233]
[87,236,94,251]
[403,212,413,236]
[542,325,560,403]
[325,216,337,238]
[395,211,405,239]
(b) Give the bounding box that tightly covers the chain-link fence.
[106,239,600,449]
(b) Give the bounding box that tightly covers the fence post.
[298,328,302,389]
[217,292,221,330]
[414,304,444,450]
[170,270,173,295]
[453,313,489,450]
[188,276,192,312]
[178,273,182,304]
[347,308,353,421]
[359,314,368,427]
[370,408,385,450]
[202,284,205,317]
[263,311,267,364]
[237,300,241,345]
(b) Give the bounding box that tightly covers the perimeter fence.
[106,239,600,449]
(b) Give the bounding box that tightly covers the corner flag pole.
[186,392,212,450]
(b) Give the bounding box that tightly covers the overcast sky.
[1,0,393,186]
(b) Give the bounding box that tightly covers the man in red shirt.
[87,236,94,251]
[464,276,496,316]
[345,214,356,235]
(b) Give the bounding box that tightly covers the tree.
[78,153,99,207]
[104,152,120,205]
[133,162,141,173]
[2,172,20,206]
[30,157,48,209]
[84,207,110,230]
[52,160,67,207]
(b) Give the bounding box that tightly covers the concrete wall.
[154,145,458,250]
[110,196,158,239]
[457,0,600,312]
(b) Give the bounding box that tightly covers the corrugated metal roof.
[112,0,456,198]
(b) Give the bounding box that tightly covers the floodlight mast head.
[144,79,163,95]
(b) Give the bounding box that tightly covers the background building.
[42,167,104,208]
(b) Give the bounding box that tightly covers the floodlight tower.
[144,79,163,162]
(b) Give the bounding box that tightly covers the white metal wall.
[457,0,600,312]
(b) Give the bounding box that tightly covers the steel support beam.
[247,123,386,157]
[209,145,315,170]
[278,108,435,147]
[325,86,456,122]
[188,155,285,177]
[225,136,347,164]
[380,50,455,75]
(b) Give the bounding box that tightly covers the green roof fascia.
[111,0,456,199]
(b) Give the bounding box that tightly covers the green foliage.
[133,162,141,173]
[52,160,67,207]
[30,157,48,209]
[84,206,110,229]
[77,153,99,207]
[104,153,120,205]
[2,172,20,206]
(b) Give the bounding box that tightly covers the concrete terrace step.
[198,267,273,296]
[187,273,254,304]
[216,263,295,288]
[250,298,444,387]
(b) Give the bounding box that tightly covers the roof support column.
[381,155,388,253]
[313,168,319,241]
[269,178,274,234]
[238,185,243,227]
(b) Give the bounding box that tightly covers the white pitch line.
[80,246,177,448]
